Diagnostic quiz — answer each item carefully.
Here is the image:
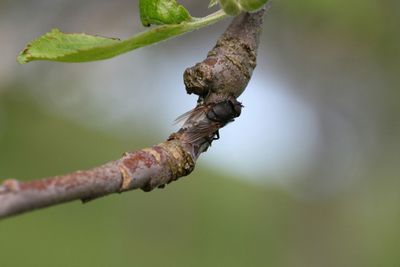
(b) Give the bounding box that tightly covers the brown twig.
[0,7,269,219]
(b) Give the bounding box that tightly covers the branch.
[0,6,270,220]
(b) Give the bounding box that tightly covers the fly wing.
[174,105,207,126]
[183,121,220,143]
[174,109,194,125]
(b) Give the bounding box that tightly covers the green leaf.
[17,10,227,64]
[219,0,241,15]
[139,0,192,27]
[238,0,269,12]
[17,29,120,64]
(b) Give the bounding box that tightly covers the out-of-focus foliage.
[0,89,399,266]
[279,0,400,69]
[1,89,399,267]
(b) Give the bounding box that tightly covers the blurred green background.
[1,1,399,266]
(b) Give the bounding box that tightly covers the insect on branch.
[0,6,270,219]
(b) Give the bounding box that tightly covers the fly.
[176,97,243,144]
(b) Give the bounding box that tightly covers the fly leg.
[212,130,220,141]
[203,130,220,148]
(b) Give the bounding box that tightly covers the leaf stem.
[190,9,228,27]
[113,9,229,59]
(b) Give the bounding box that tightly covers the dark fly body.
[176,98,243,144]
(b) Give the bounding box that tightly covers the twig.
[0,6,269,219]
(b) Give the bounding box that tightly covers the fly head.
[206,99,242,124]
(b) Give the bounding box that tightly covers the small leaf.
[219,0,241,15]
[139,0,192,27]
[17,10,227,64]
[239,0,269,12]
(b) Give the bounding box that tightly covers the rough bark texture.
[184,7,264,101]
[0,6,269,220]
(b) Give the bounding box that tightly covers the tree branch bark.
[0,6,270,220]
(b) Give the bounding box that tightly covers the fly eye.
[206,109,218,121]
[233,103,242,116]
[212,102,230,116]
[227,99,242,117]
